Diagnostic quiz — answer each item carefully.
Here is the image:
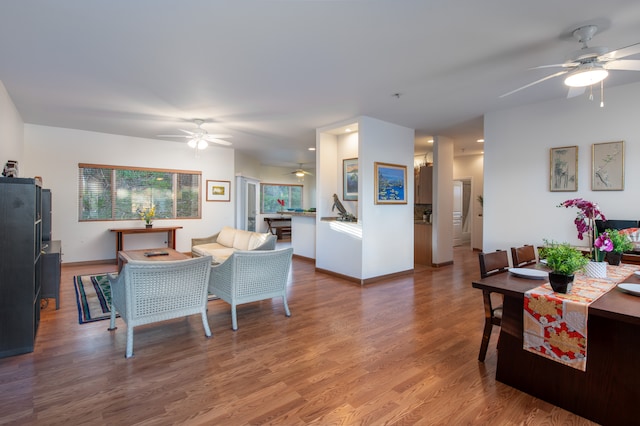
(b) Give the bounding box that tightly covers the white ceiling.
[2,1,640,167]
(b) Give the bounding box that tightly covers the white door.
[235,176,260,231]
[453,181,463,246]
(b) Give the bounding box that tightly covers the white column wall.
[359,116,414,279]
[432,136,454,265]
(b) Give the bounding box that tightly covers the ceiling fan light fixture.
[295,171,305,177]
[187,138,198,148]
[564,65,608,87]
[197,139,208,150]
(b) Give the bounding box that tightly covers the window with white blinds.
[78,164,201,221]
[260,183,303,213]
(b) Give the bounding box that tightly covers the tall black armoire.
[0,177,42,357]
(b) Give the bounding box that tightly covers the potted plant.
[558,198,607,278]
[602,228,634,265]
[137,205,156,228]
[539,241,589,293]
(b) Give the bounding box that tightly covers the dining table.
[472,264,640,425]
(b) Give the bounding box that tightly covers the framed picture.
[549,146,578,192]
[206,180,230,202]
[343,158,358,201]
[374,162,407,204]
[592,141,625,191]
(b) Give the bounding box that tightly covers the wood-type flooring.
[0,246,596,425]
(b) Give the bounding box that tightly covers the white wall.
[359,116,414,279]
[432,136,454,265]
[484,81,640,253]
[453,154,484,250]
[0,81,24,168]
[22,124,235,263]
[316,116,414,281]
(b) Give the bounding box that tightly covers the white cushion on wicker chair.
[208,248,293,330]
[192,244,235,263]
[107,256,213,358]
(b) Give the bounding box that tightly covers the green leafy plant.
[539,240,589,276]
[606,228,634,254]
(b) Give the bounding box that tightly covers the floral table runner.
[523,263,639,371]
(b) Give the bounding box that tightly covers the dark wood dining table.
[472,266,640,425]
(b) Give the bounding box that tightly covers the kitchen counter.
[291,214,316,259]
[283,211,316,217]
[414,222,432,265]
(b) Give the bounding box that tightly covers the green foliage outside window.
[79,164,201,221]
[261,183,303,213]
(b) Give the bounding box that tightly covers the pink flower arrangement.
[277,199,285,210]
[558,198,606,261]
[593,232,613,261]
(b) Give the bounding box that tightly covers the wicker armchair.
[209,248,293,330]
[107,256,213,358]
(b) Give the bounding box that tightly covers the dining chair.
[511,244,537,267]
[477,250,510,362]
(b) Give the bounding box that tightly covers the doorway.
[453,179,471,247]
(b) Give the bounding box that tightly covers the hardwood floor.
[0,247,596,425]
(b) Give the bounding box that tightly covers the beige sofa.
[191,226,277,264]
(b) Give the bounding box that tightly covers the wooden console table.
[109,226,183,262]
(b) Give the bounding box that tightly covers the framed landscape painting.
[374,162,407,204]
[549,146,578,192]
[592,141,624,191]
[206,180,230,202]
[343,158,358,201]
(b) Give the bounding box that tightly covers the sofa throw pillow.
[216,226,236,248]
[233,230,253,250]
[248,233,269,250]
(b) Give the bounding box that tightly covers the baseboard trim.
[315,267,414,286]
[292,254,315,263]
[431,260,454,267]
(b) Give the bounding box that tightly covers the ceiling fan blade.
[567,86,586,98]
[531,63,577,70]
[157,134,190,138]
[603,59,640,71]
[599,42,640,61]
[207,139,232,146]
[499,70,568,98]
[179,129,196,135]
[203,134,232,140]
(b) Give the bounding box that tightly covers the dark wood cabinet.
[415,165,433,204]
[0,177,42,358]
[42,240,62,310]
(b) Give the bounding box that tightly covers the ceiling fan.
[289,164,313,178]
[500,25,640,99]
[157,119,232,150]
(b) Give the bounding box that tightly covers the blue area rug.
[73,273,117,324]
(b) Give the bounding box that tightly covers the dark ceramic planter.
[548,272,574,294]
[145,224,153,228]
[606,252,622,266]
